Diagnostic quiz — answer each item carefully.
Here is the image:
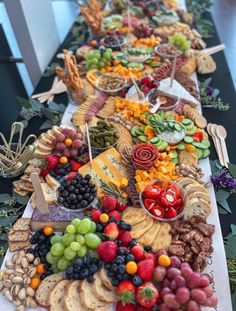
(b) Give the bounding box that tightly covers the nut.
[16,256,22,266]
[26,297,37,308]
[3,274,9,281]
[18,287,26,301]
[23,277,31,286]
[2,280,12,288]
[4,290,13,302]
[12,254,18,264]
[0,270,4,280]
[13,298,22,307]
[25,253,34,262]
[0,283,4,291]
[26,287,35,297]
[33,257,40,266]
[5,269,14,275]
[16,305,25,311]
[15,268,25,275]
[2,287,9,295]
[28,267,37,278]
[12,276,23,284]
[11,284,21,296]
[19,250,25,257]
[21,258,29,269]
[5,261,14,269]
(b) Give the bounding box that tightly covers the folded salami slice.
[131,143,159,170]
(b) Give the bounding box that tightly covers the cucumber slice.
[140,125,146,132]
[169,150,178,158]
[185,122,195,130]
[186,126,197,135]
[184,136,194,144]
[174,123,182,131]
[177,144,185,150]
[171,158,179,164]
[195,148,204,160]
[120,59,128,66]
[131,125,139,137]
[156,141,169,151]
[138,135,148,142]
[150,137,160,144]
[135,129,144,136]
[192,142,208,149]
[201,139,211,148]
[166,114,175,121]
[202,148,210,158]
[168,122,175,130]
[182,118,192,125]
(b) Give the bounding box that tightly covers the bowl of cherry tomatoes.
[139,181,184,221]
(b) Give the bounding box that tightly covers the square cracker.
[13,218,31,231]
[8,229,30,242]
[151,223,172,252]
[8,240,31,252]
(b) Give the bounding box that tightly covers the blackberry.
[144,245,152,252]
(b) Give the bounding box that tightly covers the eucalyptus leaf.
[48,102,66,113]
[225,245,236,259]
[228,163,236,179]
[217,200,231,214]
[16,96,31,109]
[0,233,7,241]
[0,193,11,203]
[218,205,229,214]
[40,120,54,130]
[212,89,220,98]
[41,107,57,119]
[30,99,43,112]
[230,224,236,236]
[210,159,220,174]
[15,195,29,205]
[215,190,230,202]
[202,77,212,88]
[0,216,17,226]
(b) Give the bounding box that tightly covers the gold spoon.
[216,125,229,168]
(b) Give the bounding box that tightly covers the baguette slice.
[92,274,116,303]
[34,149,51,158]
[99,268,116,291]
[63,280,86,311]
[35,274,64,308]
[49,279,70,311]
[79,280,111,311]
[36,141,53,153]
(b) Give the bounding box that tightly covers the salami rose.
[131,143,159,170]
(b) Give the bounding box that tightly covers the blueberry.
[122,273,130,280]
[58,186,64,192]
[96,224,104,232]
[110,264,118,273]
[132,275,142,286]
[85,174,91,180]
[116,274,123,281]
[81,200,88,208]
[111,278,119,286]
[26,248,34,254]
[80,187,86,193]
[117,264,126,274]
[83,193,90,199]
[71,180,77,186]
[77,195,83,201]
[118,247,126,255]
[62,190,69,197]
[74,272,80,279]
[58,197,64,204]
[67,266,74,274]
[109,217,117,223]
[107,271,114,277]
[87,195,94,203]
[87,275,94,283]
[115,256,125,265]
[83,256,91,266]
[80,179,88,186]
[90,264,98,274]
[125,254,135,262]
[129,240,137,248]
[68,185,75,192]
[104,263,111,270]
[79,268,90,279]
[144,245,152,252]
[98,260,103,269]
[126,224,132,231]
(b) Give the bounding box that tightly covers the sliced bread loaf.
[79,279,111,311]
[92,274,116,303]
[63,280,86,311]
[35,274,64,308]
[49,279,70,311]
[99,268,116,291]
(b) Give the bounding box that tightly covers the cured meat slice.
[131,143,159,170]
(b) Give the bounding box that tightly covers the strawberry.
[102,196,118,211]
[136,304,153,311]
[116,202,127,212]
[116,281,136,304]
[136,282,159,308]
[45,154,59,170]
[86,209,102,222]
[118,227,125,239]
[97,241,118,263]
[70,160,82,172]
[165,207,178,219]
[104,222,119,240]
[116,301,136,311]
[137,259,154,281]
[119,231,132,247]
[40,167,49,178]
[131,245,146,261]
[108,210,121,221]
[145,252,156,264]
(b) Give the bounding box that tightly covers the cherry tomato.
[143,185,163,199]
[160,191,177,208]
[167,184,181,197]
[150,205,164,218]
[193,131,204,141]
[143,198,156,211]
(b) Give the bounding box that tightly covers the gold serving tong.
[0,122,37,174]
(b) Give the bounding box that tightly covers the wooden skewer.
[85,123,93,168]
[170,52,178,88]
[130,73,145,100]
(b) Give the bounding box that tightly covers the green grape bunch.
[85,46,113,71]
[169,32,191,53]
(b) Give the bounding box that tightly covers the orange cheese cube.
[135,175,142,183]
[159,166,169,174]
[140,171,149,181]
[120,178,128,189]
[136,182,146,193]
